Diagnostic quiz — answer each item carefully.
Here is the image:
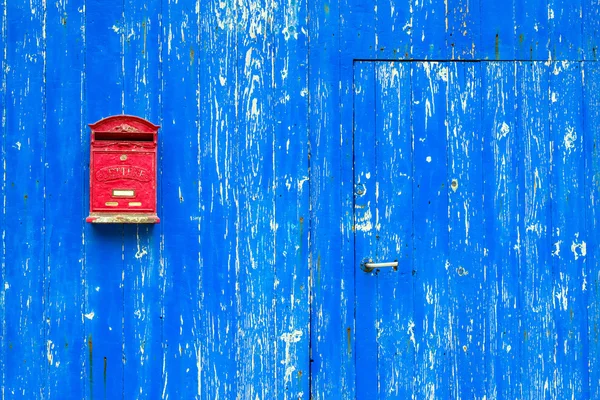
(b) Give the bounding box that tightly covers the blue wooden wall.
[0,0,599,398]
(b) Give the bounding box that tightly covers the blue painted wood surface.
[2,0,600,398]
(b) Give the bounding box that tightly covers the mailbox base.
[86,213,160,224]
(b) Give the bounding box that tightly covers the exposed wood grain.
[353,61,378,399]
[45,0,86,397]
[160,0,202,398]
[272,0,310,397]
[3,0,46,396]
[550,61,588,398]
[482,62,521,398]
[519,61,555,399]
[446,0,480,58]
[411,61,451,400]
[549,0,582,60]
[236,0,276,397]
[374,62,414,399]
[84,0,126,397]
[446,62,486,397]
[480,0,515,59]
[197,0,238,397]
[122,2,163,397]
[514,0,548,60]
[309,0,356,397]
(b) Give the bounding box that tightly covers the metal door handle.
[363,261,398,272]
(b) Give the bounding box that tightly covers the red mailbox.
[86,115,160,223]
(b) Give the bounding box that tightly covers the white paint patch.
[571,238,586,260]
[564,126,577,153]
[499,122,510,138]
[135,246,148,259]
[426,156,432,163]
[407,320,416,348]
[551,92,558,103]
[47,340,54,365]
[552,241,562,257]
[355,208,373,232]
[14,141,21,150]
[281,330,302,343]
[4,282,8,290]
[438,66,448,82]
[84,311,95,320]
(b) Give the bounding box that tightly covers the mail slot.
[86,115,160,223]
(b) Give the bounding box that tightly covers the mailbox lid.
[90,149,156,213]
[89,114,159,142]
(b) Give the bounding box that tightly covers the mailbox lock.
[120,154,128,161]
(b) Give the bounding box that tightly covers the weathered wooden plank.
[482,61,521,398]
[518,61,555,399]
[44,0,86,397]
[271,0,310,397]
[3,1,46,397]
[550,61,588,398]
[353,61,378,399]
[375,61,414,399]
[309,0,354,397]
[161,0,202,396]
[342,0,375,60]
[446,62,486,398]
[583,0,600,60]
[548,0,582,59]
[236,0,277,397]
[411,0,446,58]
[376,0,411,59]
[411,61,450,400]
[197,0,238,397]
[480,0,515,59]
[121,1,163,398]
[446,0,480,58]
[584,61,600,398]
[84,0,125,397]
[513,0,548,60]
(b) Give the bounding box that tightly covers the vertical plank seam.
[194,0,201,395]
[0,0,6,395]
[581,60,592,397]
[41,0,49,397]
[350,60,357,400]
[120,2,126,398]
[82,0,89,396]
[81,0,89,395]
[306,0,313,394]
[158,0,167,397]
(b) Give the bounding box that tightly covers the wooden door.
[353,61,597,398]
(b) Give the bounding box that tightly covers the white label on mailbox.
[113,189,135,197]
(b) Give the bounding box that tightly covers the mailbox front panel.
[90,148,156,212]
